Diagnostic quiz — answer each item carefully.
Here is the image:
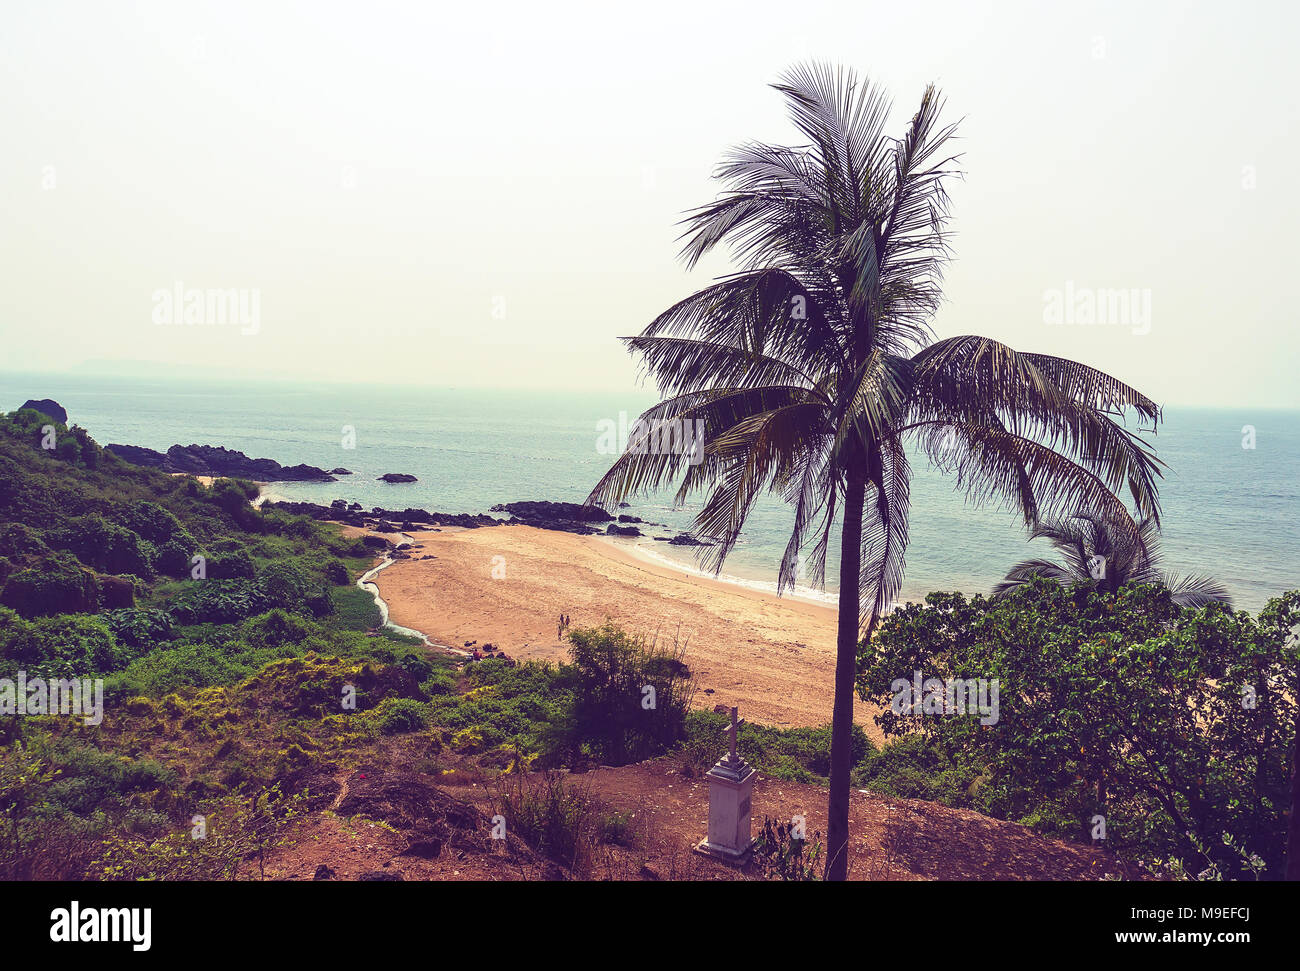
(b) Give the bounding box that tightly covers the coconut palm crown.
[994,510,1232,609]
[587,62,1165,879]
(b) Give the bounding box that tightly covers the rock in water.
[377,473,418,483]
[490,500,613,523]
[488,500,615,533]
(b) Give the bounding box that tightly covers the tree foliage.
[858,579,1300,877]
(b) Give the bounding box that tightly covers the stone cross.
[722,706,746,763]
[695,704,756,862]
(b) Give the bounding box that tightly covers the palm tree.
[994,510,1232,608]
[587,63,1164,880]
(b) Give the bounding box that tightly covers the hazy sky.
[2,0,1296,407]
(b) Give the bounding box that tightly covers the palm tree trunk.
[826,468,866,881]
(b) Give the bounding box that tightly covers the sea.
[2,370,1296,614]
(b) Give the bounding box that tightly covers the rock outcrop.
[654,532,713,547]
[263,496,669,540]
[105,443,335,482]
[261,501,501,531]
[489,500,614,534]
[19,399,67,423]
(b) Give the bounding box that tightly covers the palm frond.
[1163,572,1234,610]
[858,437,910,631]
[908,335,1165,525]
[991,559,1077,598]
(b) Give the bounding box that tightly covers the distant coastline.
[7,374,1296,613]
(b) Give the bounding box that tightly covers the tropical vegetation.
[588,62,1166,878]
[994,509,1232,608]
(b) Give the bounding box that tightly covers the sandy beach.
[369,524,884,740]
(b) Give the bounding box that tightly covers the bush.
[858,580,1300,878]
[0,612,128,678]
[554,623,694,766]
[679,711,875,785]
[122,501,187,545]
[168,579,271,625]
[241,609,316,649]
[398,653,434,683]
[0,523,50,559]
[53,515,154,578]
[154,539,194,579]
[0,555,98,618]
[374,697,429,735]
[258,561,333,617]
[104,641,265,698]
[101,608,173,649]
[207,479,262,532]
[91,786,305,880]
[852,734,980,806]
[206,549,256,581]
[491,771,599,874]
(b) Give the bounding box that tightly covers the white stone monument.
[695,706,756,862]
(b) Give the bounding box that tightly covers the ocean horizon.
[3,369,1296,613]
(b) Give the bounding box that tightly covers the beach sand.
[371,524,884,740]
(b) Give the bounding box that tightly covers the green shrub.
[241,609,315,649]
[96,575,135,609]
[852,734,979,806]
[0,612,128,678]
[374,697,429,735]
[154,539,194,579]
[206,549,256,581]
[53,515,154,578]
[679,711,875,785]
[0,554,98,618]
[491,771,598,873]
[101,608,173,649]
[0,524,50,559]
[122,501,187,545]
[330,585,382,632]
[555,623,694,766]
[858,580,1300,878]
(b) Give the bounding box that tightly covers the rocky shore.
[106,443,336,482]
[261,497,713,545]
